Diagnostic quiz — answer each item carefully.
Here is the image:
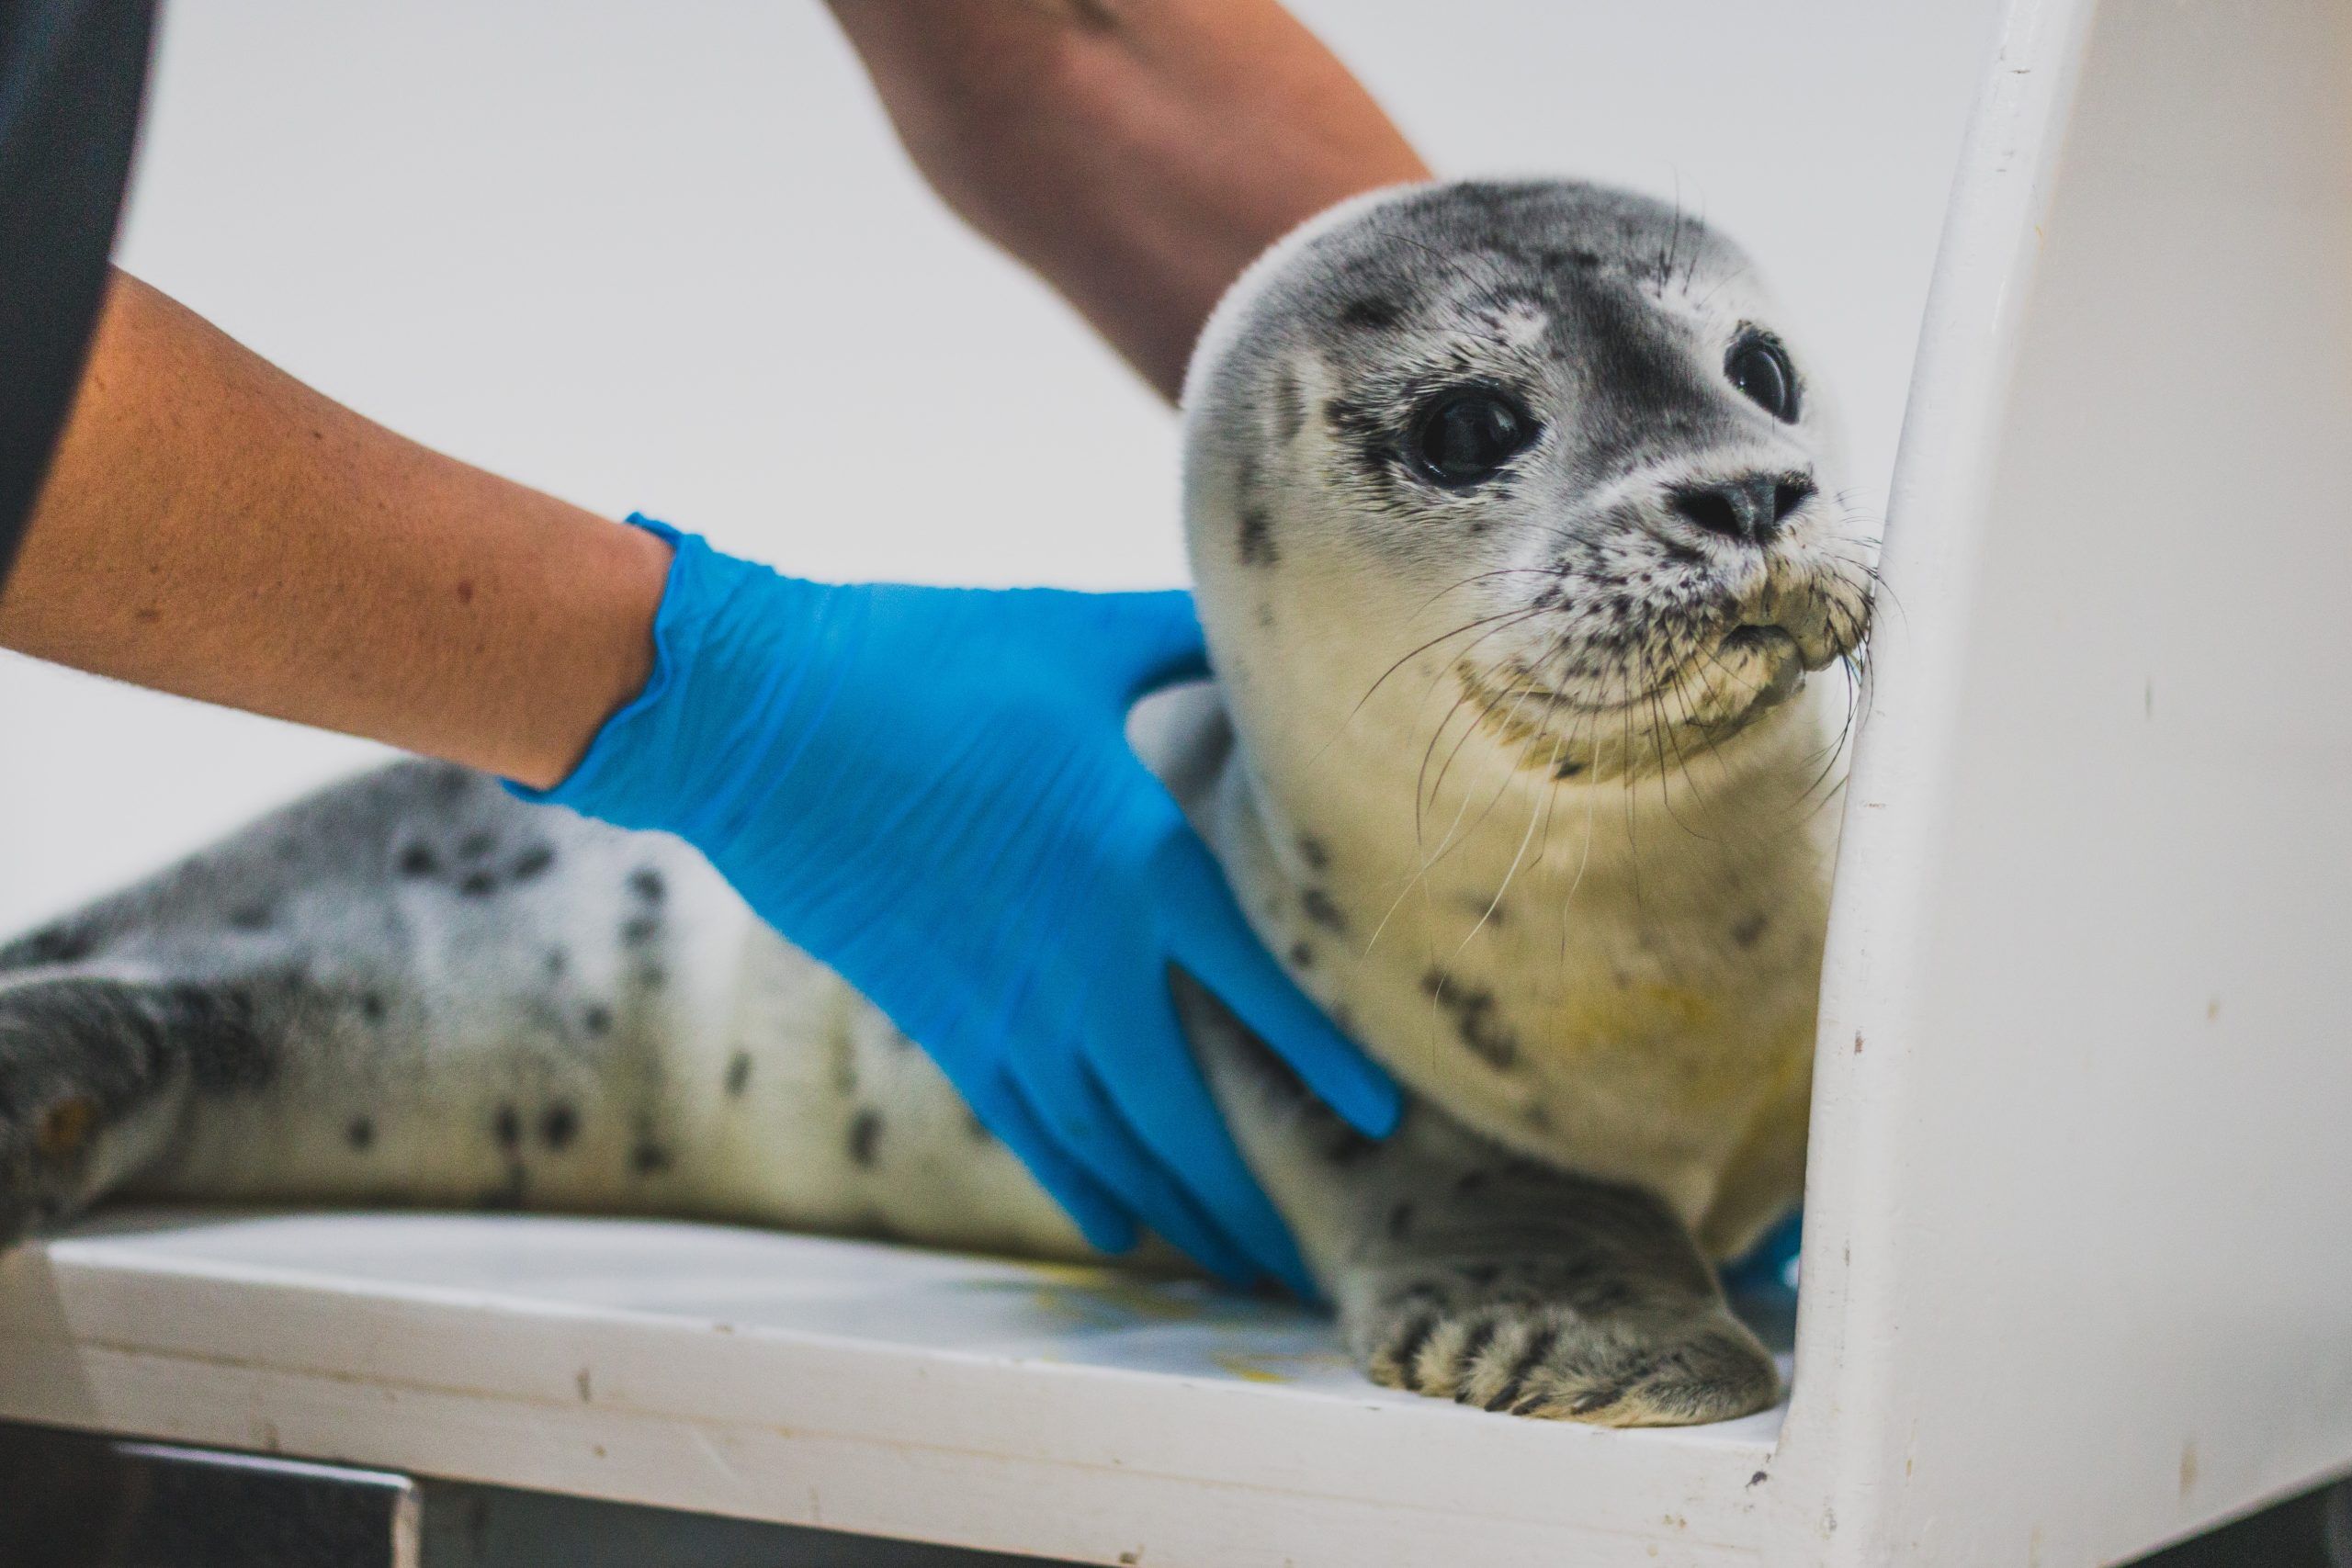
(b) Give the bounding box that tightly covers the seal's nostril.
[1771,476,1815,524]
[1672,488,1746,540]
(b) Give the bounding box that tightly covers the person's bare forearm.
[0,272,669,788]
[827,0,1430,402]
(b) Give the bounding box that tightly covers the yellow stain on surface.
[1206,1346,1352,1384]
[953,1270,1229,1330]
[1034,1278,1214,1325]
[1210,1350,1293,1384]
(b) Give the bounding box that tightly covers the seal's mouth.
[1452,615,1833,780]
[1464,624,1806,723]
[1691,625,1808,738]
[1719,624,1802,662]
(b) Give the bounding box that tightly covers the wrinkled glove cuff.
[504,513,695,824]
[506,509,847,853]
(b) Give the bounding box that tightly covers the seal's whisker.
[1424,631,1556,815]
[1446,717,1571,977]
[1379,621,1580,945]
[1422,634,1566,849]
[1372,691,1517,960]
[1635,643,1723,844]
[1615,691,1650,926]
[1382,649,1526,950]
[1360,605,1550,718]
[1555,724,1603,974]
[1407,692,1476,879]
[1813,540,1899,630]
[1301,604,1553,783]
[1401,568,1585,625]
[1403,610,1563,822]
[1661,653,1740,801]
[1791,661,1865,810]
[1690,262,1754,313]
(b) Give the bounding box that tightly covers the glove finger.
[1157,832,1403,1138]
[1092,589,1213,704]
[964,1073,1140,1257]
[1005,1037,1261,1289]
[1081,991,1320,1301]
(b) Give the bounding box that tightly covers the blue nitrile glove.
[513,516,1400,1295]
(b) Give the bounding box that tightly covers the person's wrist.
[503,513,694,809]
[519,515,676,791]
[503,519,839,847]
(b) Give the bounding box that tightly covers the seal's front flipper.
[1182,977,1778,1426]
[1337,1168,1780,1426]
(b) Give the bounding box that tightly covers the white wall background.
[0,1,1996,933]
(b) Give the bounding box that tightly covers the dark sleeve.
[0,0,157,588]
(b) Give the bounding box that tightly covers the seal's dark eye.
[1725,332,1799,423]
[1409,390,1536,486]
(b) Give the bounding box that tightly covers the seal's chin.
[1686,626,1809,740]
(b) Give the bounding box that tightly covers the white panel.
[1784,2,2352,1562]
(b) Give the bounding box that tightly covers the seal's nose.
[1671,472,1814,544]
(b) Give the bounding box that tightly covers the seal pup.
[1174,180,1869,1419]
[0,180,1871,1426]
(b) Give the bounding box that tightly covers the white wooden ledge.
[0,1212,1789,1567]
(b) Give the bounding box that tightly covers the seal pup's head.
[1182,180,1872,807]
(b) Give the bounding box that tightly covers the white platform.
[0,1212,1785,1566]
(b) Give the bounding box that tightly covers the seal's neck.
[1207,677,1846,1008]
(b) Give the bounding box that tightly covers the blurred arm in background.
[830,0,1430,401]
